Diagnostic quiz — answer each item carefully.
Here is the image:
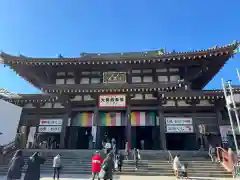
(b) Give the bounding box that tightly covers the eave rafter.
[0,41,238,66]
[3,88,240,106]
[42,82,185,94]
[3,95,59,105]
[161,88,240,100]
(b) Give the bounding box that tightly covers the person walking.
[209,144,217,162]
[24,152,45,180]
[6,150,25,180]
[173,154,181,178]
[99,150,114,180]
[124,141,129,160]
[92,151,103,180]
[116,151,124,172]
[133,148,140,170]
[104,139,112,154]
[53,154,61,180]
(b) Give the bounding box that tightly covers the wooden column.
[60,102,71,149]
[215,107,223,146]
[153,69,159,83]
[192,109,200,150]
[125,106,131,150]
[94,107,101,149]
[158,107,166,150]
[35,102,41,146]
[216,108,222,129]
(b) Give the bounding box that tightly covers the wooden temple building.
[0,41,240,150]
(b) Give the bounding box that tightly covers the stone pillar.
[158,108,166,150]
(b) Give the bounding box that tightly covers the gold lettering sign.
[103,72,126,84]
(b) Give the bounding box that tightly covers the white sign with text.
[99,94,126,107]
[165,117,192,125]
[38,126,62,133]
[39,119,63,126]
[166,125,194,133]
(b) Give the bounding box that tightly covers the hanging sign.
[39,119,63,126]
[98,94,126,108]
[165,117,192,125]
[38,126,62,133]
[166,125,194,133]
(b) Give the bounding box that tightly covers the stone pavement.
[39,174,234,180]
[0,174,234,180]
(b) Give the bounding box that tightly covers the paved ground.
[0,174,234,180]
[39,175,234,180]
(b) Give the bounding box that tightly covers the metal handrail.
[2,141,15,150]
[1,141,16,156]
[168,150,173,163]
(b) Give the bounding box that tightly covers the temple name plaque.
[103,72,126,84]
[99,94,126,108]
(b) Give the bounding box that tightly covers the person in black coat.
[7,150,25,180]
[100,150,114,180]
[24,152,45,180]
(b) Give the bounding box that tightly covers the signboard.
[165,117,192,125]
[99,94,126,108]
[166,125,194,133]
[103,72,126,84]
[38,126,62,133]
[39,119,63,126]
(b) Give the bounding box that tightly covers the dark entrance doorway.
[131,126,159,150]
[166,133,197,150]
[66,127,92,149]
[99,126,125,149]
[76,127,92,149]
[38,133,60,149]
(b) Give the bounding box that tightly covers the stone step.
[0,170,231,178]
[0,163,226,169]
[3,162,220,168]
[16,158,216,164]
[2,150,229,178]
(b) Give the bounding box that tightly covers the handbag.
[138,154,141,160]
[114,160,118,169]
[99,168,106,179]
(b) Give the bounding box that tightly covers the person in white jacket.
[173,154,181,177]
[53,154,61,180]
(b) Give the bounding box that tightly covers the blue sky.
[0,0,239,94]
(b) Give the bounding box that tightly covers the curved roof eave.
[0,41,238,64]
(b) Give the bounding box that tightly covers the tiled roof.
[0,41,238,65]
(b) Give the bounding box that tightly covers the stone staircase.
[0,149,232,178]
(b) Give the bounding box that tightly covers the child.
[179,163,188,179]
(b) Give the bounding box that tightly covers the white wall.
[0,99,22,145]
